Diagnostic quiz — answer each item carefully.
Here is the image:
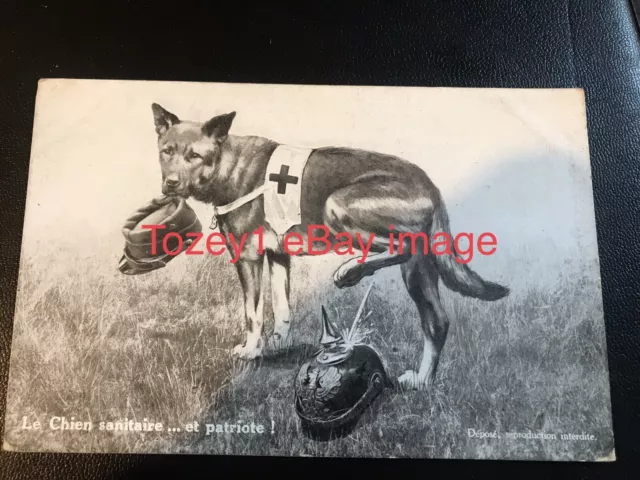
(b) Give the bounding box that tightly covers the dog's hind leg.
[323,181,432,288]
[333,249,410,288]
[398,253,450,390]
[232,258,265,360]
[267,251,292,349]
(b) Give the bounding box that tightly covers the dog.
[151,103,509,390]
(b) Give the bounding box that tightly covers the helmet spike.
[320,305,343,346]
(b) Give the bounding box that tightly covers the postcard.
[2,79,615,461]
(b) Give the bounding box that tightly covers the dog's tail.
[428,200,509,301]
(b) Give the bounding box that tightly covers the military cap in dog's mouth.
[118,195,202,275]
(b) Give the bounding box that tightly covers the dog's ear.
[202,111,236,144]
[152,103,180,136]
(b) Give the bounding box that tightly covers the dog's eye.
[188,152,202,161]
[161,147,174,156]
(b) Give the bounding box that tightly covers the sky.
[18,79,600,288]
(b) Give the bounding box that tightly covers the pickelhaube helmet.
[118,195,202,275]
[294,283,389,440]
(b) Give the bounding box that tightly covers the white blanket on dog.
[263,144,312,235]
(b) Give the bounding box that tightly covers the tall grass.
[3,248,614,461]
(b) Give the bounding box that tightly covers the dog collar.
[209,183,274,229]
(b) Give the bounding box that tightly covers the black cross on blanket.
[269,164,299,194]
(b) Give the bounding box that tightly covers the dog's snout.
[165,178,180,188]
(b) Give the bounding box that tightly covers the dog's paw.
[232,343,263,360]
[333,260,365,288]
[267,331,292,351]
[232,344,244,356]
[398,370,428,391]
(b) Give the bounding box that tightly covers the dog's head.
[151,103,236,199]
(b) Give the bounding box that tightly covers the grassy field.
[2,246,615,461]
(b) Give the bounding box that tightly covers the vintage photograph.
[2,79,614,461]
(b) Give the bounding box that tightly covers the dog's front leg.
[232,258,265,360]
[267,251,291,349]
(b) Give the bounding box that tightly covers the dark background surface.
[1,1,639,478]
